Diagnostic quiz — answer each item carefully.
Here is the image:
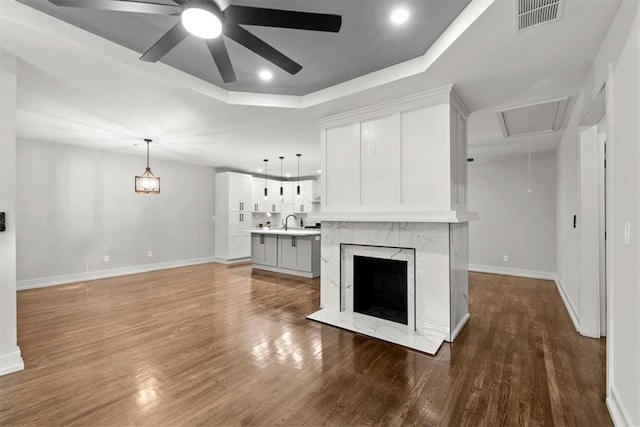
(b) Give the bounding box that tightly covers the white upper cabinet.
[225,172,252,212]
[293,180,315,213]
[267,179,282,213]
[251,176,269,213]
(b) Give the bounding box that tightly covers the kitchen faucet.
[284,214,297,231]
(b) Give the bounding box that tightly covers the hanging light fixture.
[279,156,284,199]
[296,153,302,197]
[263,159,269,199]
[135,139,160,194]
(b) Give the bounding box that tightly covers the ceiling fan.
[48,0,342,83]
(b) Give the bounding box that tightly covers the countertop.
[248,228,321,236]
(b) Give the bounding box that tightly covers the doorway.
[579,85,607,338]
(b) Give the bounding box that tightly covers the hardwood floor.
[0,265,610,426]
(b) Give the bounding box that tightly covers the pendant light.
[279,156,284,199]
[263,159,269,199]
[135,139,160,194]
[296,153,302,197]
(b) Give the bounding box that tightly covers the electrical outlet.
[503,255,509,262]
[103,255,110,263]
[367,144,375,156]
[147,251,153,258]
[624,222,631,246]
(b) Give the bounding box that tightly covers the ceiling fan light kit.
[182,1,223,39]
[48,0,342,84]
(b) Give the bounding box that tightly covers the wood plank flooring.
[0,264,610,426]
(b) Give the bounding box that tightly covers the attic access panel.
[497,97,569,138]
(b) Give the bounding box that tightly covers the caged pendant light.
[296,153,301,197]
[135,139,160,194]
[279,156,284,198]
[263,159,269,198]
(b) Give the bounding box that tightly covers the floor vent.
[517,0,563,31]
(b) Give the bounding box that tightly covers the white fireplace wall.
[320,86,469,216]
[450,223,470,338]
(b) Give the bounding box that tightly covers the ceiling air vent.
[517,0,563,31]
[497,97,569,138]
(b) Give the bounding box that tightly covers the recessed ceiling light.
[259,70,273,81]
[390,8,410,25]
[258,168,263,172]
[286,173,291,178]
[317,169,322,174]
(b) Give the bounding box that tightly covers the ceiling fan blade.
[49,0,181,15]
[212,0,232,11]
[224,25,302,75]
[140,22,189,62]
[224,6,342,33]
[206,38,237,83]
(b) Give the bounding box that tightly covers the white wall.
[556,2,640,425]
[16,139,216,289]
[468,151,556,278]
[0,50,24,376]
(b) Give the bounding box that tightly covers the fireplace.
[353,256,408,325]
[308,87,472,355]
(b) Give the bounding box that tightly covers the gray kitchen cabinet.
[251,234,277,267]
[250,230,320,278]
[278,235,299,270]
[277,235,319,274]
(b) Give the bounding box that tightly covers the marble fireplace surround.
[307,221,470,355]
[342,245,416,328]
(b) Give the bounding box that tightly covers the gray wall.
[468,151,557,276]
[16,139,215,287]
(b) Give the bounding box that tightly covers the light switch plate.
[624,222,631,246]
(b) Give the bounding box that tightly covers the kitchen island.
[249,229,321,278]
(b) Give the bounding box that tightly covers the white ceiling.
[0,0,622,177]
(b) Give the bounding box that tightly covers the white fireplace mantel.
[320,210,479,223]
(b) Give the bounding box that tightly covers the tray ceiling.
[18,0,472,95]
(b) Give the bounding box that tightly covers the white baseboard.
[449,313,471,342]
[555,277,580,333]
[17,256,221,291]
[607,385,634,427]
[0,347,24,377]
[216,257,251,265]
[469,264,556,281]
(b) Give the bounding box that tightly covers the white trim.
[468,264,556,280]
[555,277,580,333]
[252,264,318,279]
[215,257,251,265]
[449,313,471,342]
[606,385,634,427]
[320,210,479,223]
[17,256,220,291]
[0,347,24,377]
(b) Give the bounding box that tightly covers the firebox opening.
[353,255,408,325]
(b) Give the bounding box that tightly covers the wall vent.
[517,0,563,31]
